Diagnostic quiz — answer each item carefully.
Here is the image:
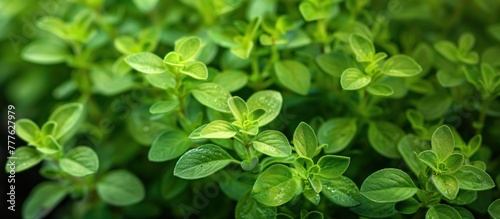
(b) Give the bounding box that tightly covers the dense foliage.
[2,0,500,218]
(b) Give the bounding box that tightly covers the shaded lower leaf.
[235,190,276,219]
[97,170,145,206]
[395,198,420,214]
[350,194,398,218]
[426,204,461,219]
[488,199,500,219]
[446,190,477,205]
[274,60,311,95]
[23,182,67,219]
[303,187,321,205]
[368,121,404,159]
[317,117,357,154]
[397,134,429,175]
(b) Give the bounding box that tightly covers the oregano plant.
[2,0,500,218]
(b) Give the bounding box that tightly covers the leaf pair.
[434,33,479,64]
[125,36,208,80]
[341,34,422,93]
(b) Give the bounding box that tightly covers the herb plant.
[2,0,500,218]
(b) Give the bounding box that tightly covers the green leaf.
[396,198,420,214]
[382,55,422,77]
[48,102,84,140]
[436,70,465,87]
[426,204,462,219]
[192,82,231,113]
[447,190,477,205]
[431,125,455,161]
[174,144,236,179]
[148,130,191,162]
[22,182,67,219]
[132,0,159,12]
[340,68,371,90]
[253,130,292,158]
[228,96,249,122]
[480,63,500,95]
[434,41,459,62]
[60,146,99,177]
[417,93,453,120]
[458,33,475,52]
[97,170,145,206]
[316,52,352,77]
[360,168,418,203]
[432,174,459,199]
[308,176,323,193]
[160,165,188,200]
[488,199,500,219]
[38,135,62,154]
[299,1,329,21]
[5,146,42,172]
[318,117,357,154]
[124,52,166,74]
[366,84,394,96]
[441,153,464,173]
[316,155,350,179]
[241,157,259,172]
[180,61,208,80]
[190,120,238,139]
[16,119,40,144]
[349,34,375,62]
[175,36,202,61]
[21,40,68,64]
[451,165,495,191]
[398,134,429,175]
[41,121,57,137]
[247,90,282,127]
[368,121,404,159]
[303,187,321,205]
[163,52,183,66]
[149,99,179,114]
[418,150,440,172]
[235,190,277,219]
[350,194,398,218]
[321,176,360,207]
[454,207,474,219]
[274,60,311,95]
[293,122,318,158]
[37,17,68,41]
[144,73,176,90]
[231,37,254,59]
[213,70,249,92]
[251,164,302,206]
[114,36,138,54]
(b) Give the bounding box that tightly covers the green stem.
[476,97,492,134]
[357,89,368,116]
